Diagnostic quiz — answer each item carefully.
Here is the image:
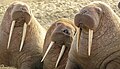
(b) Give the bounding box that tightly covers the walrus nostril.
[63,29,70,35]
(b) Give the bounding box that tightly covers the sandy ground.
[0,0,120,69]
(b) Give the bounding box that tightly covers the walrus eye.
[63,29,70,35]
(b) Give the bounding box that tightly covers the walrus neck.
[88,5,120,56]
[23,14,46,52]
[89,5,120,68]
[95,6,120,38]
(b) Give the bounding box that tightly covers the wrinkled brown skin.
[65,1,120,69]
[0,1,46,69]
[43,18,77,69]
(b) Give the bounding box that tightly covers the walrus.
[0,1,46,69]
[41,18,77,69]
[65,1,120,69]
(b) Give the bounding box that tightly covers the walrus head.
[7,2,31,51]
[74,5,103,56]
[51,22,75,46]
[41,19,76,68]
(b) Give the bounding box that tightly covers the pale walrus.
[0,1,46,69]
[65,1,120,69]
[41,18,77,69]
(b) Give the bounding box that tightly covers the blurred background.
[0,0,120,69]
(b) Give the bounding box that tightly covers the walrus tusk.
[41,41,54,62]
[76,28,82,52]
[19,23,27,51]
[7,21,15,49]
[88,29,93,56]
[55,45,65,68]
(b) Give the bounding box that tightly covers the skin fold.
[65,1,120,69]
[42,18,76,69]
[0,1,46,69]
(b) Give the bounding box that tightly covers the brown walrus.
[41,18,77,69]
[65,1,120,69]
[0,1,46,69]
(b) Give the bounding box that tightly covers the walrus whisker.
[88,29,93,56]
[55,45,65,68]
[7,21,15,49]
[77,28,82,52]
[41,41,54,62]
[19,23,27,51]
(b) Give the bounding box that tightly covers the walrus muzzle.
[7,5,31,52]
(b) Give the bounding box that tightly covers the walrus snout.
[11,5,31,24]
[75,13,95,31]
[12,11,31,25]
[75,6,102,31]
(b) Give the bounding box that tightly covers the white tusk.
[7,21,15,49]
[19,23,27,52]
[76,28,81,52]
[88,29,93,56]
[41,41,54,62]
[55,45,66,68]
